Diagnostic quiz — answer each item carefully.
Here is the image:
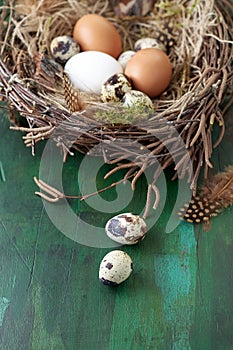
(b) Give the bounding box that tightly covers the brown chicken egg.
[125,48,172,98]
[73,14,122,59]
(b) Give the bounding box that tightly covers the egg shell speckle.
[122,90,154,109]
[101,73,132,102]
[105,213,147,245]
[134,37,166,52]
[99,250,133,286]
[118,50,136,70]
[50,35,80,64]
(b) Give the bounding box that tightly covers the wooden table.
[0,106,232,350]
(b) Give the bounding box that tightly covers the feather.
[63,72,84,113]
[178,166,233,224]
[200,165,233,208]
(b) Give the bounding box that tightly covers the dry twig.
[0,0,232,216]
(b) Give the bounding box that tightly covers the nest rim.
[0,0,233,206]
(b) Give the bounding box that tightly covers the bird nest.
[0,0,233,215]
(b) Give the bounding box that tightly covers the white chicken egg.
[99,250,133,286]
[105,213,147,245]
[64,51,123,94]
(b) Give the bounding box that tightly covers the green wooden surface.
[0,106,232,350]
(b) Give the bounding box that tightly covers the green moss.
[94,104,154,125]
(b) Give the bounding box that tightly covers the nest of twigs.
[0,0,233,214]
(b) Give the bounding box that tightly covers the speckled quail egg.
[105,213,147,245]
[99,250,133,286]
[134,37,166,52]
[122,90,154,109]
[101,73,132,102]
[117,50,136,70]
[50,35,80,64]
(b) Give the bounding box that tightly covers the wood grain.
[0,109,232,349]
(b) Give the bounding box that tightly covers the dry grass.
[0,0,232,212]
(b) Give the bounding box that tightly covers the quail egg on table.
[117,50,136,70]
[122,90,154,109]
[105,213,147,245]
[50,35,80,64]
[134,37,166,52]
[101,73,132,102]
[99,250,133,286]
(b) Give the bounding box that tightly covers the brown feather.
[63,72,84,113]
[200,165,233,208]
[178,166,233,224]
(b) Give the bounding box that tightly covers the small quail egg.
[118,50,136,70]
[134,37,166,52]
[101,73,132,102]
[50,35,80,64]
[105,213,147,245]
[99,250,133,286]
[122,90,154,109]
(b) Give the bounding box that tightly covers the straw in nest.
[0,0,233,219]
